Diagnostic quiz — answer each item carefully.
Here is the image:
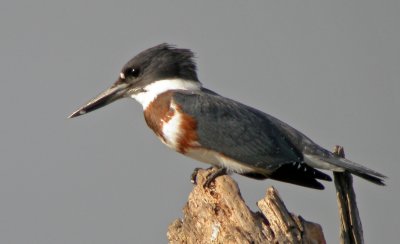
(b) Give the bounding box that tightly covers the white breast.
[160,102,183,149]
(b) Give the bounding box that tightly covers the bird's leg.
[190,166,214,184]
[203,167,227,188]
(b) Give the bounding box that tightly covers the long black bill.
[68,83,128,118]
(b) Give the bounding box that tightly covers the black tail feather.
[313,155,387,186]
[272,162,332,190]
[351,171,386,186]
[240,162,332,190]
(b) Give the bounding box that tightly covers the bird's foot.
[190,167,202,184]
[190,167,227,187]
[190,166,214,184]
[203,167,227,188]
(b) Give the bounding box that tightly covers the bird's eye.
[128,68,140,78]
[120,68,140,80]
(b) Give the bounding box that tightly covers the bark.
[167,168,326,244]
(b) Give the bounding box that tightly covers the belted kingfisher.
[69,43,385,189]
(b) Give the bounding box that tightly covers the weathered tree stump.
[168,168,326,244]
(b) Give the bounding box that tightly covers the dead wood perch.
[167,168,326,244]
[333,146,364,244]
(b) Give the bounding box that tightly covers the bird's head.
[68,43,201,118]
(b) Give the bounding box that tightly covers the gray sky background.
[1,1,399,243]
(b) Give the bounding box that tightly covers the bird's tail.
[304,154,386,185]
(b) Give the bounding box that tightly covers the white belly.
[184,148,255,174]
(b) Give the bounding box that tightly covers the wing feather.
[173,90,302,171]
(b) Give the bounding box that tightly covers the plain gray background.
[1,0,398,243]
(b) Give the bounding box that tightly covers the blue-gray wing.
[172,90,303,171]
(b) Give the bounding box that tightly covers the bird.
[69,43,386,190]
